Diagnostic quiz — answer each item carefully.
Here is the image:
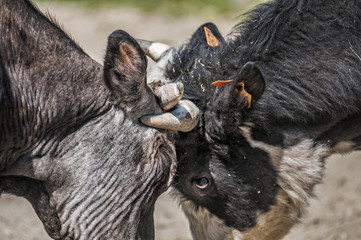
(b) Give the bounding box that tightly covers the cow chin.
[172,188,301,240]
[171,188,240,240]
[240,189,298,240]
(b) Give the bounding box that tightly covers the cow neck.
[0,0,112,168]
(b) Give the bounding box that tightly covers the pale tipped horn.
[155,82,184,111]
[140,100,200,132]
[137,39,171,62]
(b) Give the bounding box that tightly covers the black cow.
[140,0,361,239]
[0,0,177,239]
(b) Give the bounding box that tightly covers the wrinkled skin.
[0,0,176,239]
[144,0,361,239]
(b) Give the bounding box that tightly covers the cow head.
[139,23,284,239]
[1,28,176,239]
[173,62,281,239]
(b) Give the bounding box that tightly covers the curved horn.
[140,100,200,132]
[155,82,184,111]
[137,39,171,62]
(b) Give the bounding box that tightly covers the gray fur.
[0,0,176,239]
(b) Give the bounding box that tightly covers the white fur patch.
[231,229,244,240]
[278,139,329,216]
[237,126,331,238]
[239,125,330,216]
[147,49,175,85]
[148,42,171,61]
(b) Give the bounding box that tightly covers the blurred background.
[1,0,361,239]
[35,0,267,17]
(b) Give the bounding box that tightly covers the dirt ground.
[1,3,361,240]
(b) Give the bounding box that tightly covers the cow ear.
[103,30,147,106]
[212,62,265,110]
[189,22,226,48]
[236,62,265,103]
[208,62,265,135]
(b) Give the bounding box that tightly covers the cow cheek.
[240,189,298,240]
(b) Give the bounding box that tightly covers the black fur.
[159,0,361,236]
[229,0,361,128]
[0,0,175,239]
[165,23,227,101]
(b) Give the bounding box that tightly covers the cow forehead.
[148,47,225,100]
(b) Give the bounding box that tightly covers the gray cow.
[0,0,178,239]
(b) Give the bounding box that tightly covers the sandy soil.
[1,3,361,240]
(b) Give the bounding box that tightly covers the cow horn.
[140,100,200,132]
[137,39,171,62]
[155,82,184,111]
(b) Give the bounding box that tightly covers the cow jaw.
[171,188,240,240]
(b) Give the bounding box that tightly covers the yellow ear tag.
[204,26,221,47]
[212,81,252,108]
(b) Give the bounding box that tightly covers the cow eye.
[194,177,209,189]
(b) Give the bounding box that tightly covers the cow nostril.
[194,177,209,190]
